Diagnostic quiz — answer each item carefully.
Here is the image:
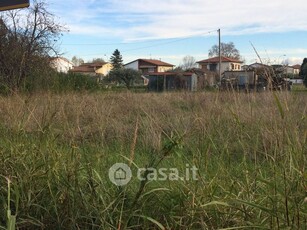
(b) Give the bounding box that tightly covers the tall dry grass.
[0,91,306,229]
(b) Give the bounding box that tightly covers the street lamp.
[278,54,286,65]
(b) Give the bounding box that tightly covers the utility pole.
[218,29,222,85]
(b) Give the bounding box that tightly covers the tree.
[180,55,196,70]
[71,56,84,66]
[208,42,241,59]
[110,49,123,69]
[299,58,307,87]
[108,68,141,89]
[0,0,66,91]
[108,49,142,89]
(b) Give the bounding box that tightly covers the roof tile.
[197,56,242,64]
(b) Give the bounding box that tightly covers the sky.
[45,0,307,66]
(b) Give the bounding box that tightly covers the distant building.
[245,62,271,70]
[246,63,301,76]
[197,56,243,74]
[96,63,113,76]
[70,62,113,78]
[290,64,301,75]
[281,64,301,76]
[125,59,174,74]
[50,57,74,73]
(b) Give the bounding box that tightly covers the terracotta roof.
[70,62,108,73]
[248,62,271,68]
[82,62,107,67]
[70,66,95,73]
[49,56,74,65]
[197,56,243,64]
[291,64,301,69]
[125,59,174,67]
[142,59,174,66]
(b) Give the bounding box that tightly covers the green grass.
[0,91,306,229]
[292,84,307,92]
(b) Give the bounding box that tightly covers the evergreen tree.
[110,49,123,69]
[299,58,307,87]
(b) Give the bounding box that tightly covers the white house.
[124,59,174,74]
[197,56,243,74]
[291,64,301,75]
[50,57,74,73]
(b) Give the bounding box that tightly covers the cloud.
[284,57,303,65]
[49,0,307,41]
[240,48,307,65]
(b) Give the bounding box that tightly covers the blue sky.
[46,0,307,66]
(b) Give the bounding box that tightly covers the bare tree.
[71,56,84,66]
[0,0,66,91]
[180,55,196,70]
[91,58,105,63]
[208,42,241,59]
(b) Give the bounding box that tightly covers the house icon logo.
[109,163,132,186]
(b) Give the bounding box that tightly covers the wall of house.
[125,60,173,73]
[199,63,213,71]
[219,62,242,72]
[51,58,74,73]
[96,63,113,76]
[219,63,230,73]
[230,63,242,71]
[293,69,300,74]
[199,62,241,73]
[140,67,156,73]
[157,66,173,72]
[285,67,294,75]
[125,61,139,70]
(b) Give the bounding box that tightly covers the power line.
[62,30,216,47]
[62,29,218,57]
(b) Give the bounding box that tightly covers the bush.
[19,72,100,94]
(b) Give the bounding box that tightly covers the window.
[148,67,155,73]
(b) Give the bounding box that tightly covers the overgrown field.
[0,91,306,229]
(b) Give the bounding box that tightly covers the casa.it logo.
[108,163,132,186]
[109,163,198,186]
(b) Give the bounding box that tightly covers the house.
[70,62,112,79]
[124,59,174,74]
[252,63,301,76]
[197,56,243,74]
[244,62,271,70]
[95,63,113,76]
[290,64,301,75]
[50,57,74,73]
[284,66,295,75]
[145,72,197,92]
[280,64,301,76]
